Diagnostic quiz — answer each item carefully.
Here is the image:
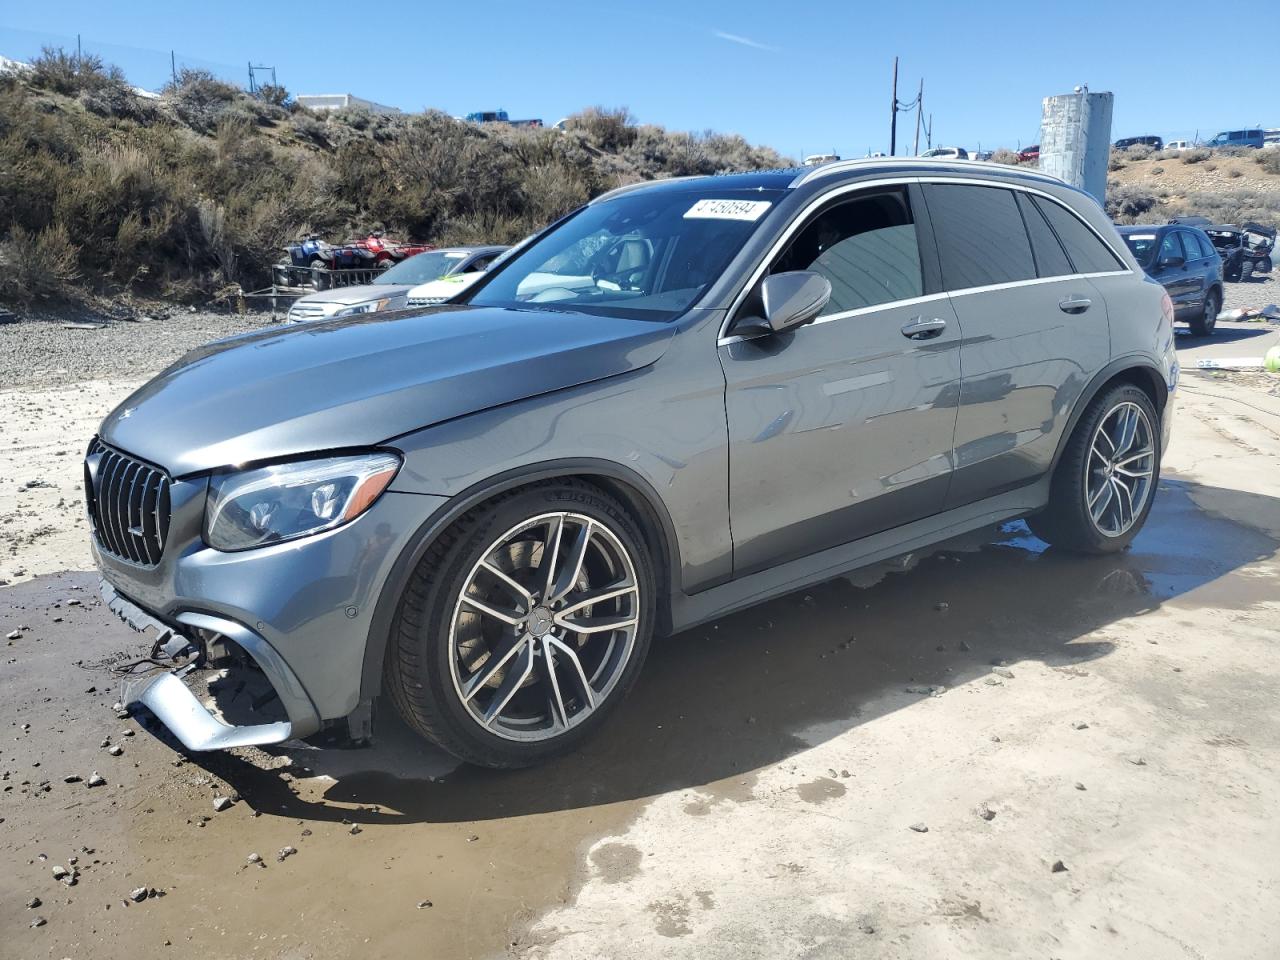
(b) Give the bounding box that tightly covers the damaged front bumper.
[104,580,321,750]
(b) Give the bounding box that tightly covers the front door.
[719,186,963,577]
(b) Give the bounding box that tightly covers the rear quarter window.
[1032,197,1126,274]
[1014,192,1074,278]
[924,183,1037,289]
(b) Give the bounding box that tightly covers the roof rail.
[590,175,703,205]
[789,156,1067,188]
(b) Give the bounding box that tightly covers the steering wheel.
[591,262,647,291]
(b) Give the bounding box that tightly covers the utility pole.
[76,34,81,64]
[912,78,924,156]
[889,56,899,156]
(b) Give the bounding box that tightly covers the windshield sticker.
[444,252,468,258]
[684,199,772,222]
[1128,234,1156,241]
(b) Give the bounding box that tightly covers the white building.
[295,93,400,115]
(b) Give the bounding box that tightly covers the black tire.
[1259,256,1273,274]
[1026,383,1161,554]
[386,479,656,768]
[1189,286,1219,336]
[1242,260,1254,281]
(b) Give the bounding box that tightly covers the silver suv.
[89,159,1177,768]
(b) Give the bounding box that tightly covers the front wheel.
[1026,384,1161,554]
[386,480,656,768]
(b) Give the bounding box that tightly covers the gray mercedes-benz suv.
[89,159,1177,768]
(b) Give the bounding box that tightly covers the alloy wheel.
[447,512,641,741]
[1086,401,1155,537]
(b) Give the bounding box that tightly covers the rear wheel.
[1189,286,1219,336]
[387,480,655,768]
[1026,384,1160,554]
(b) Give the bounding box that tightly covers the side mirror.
[733,271,832,339]
[1159,255,1185,269]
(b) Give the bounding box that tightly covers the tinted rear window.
[924,184,1036,290]
[1033,196,1125,273]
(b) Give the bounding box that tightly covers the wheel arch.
[1049,358,1168,476]
[358,458,683,713]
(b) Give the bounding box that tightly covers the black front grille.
[85,438,172,567]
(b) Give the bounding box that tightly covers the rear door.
[1152,231,1198,316]
[719,184,963,576]
[922,183,1112,506]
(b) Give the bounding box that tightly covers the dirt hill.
[1105,147,1280,225]
[0,50,790,308]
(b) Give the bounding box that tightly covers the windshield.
[374,250,467,285]
[467,188,784,321]
[1122,233,1159,268]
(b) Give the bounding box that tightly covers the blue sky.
[2,0,1276,159]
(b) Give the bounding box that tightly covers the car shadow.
[1176,325,1277,347]
[187,477,1277,825]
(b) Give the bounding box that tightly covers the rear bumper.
[105,580,321,750]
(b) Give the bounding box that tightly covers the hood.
[100,305,677,476]
[293,283,414,307]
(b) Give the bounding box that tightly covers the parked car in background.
[803,153,840,166]
[1018,144,1040,162]
[286,246,507,323]
[919,146,968,160]
[1115,135,1163,150]
[1118,224,1222,335]
[1203,225,1249,281]
[1206,129,1265,149]
[93,159,1176,769]
[1165,139,1194,151]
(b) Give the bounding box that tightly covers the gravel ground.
[0,308,277,390]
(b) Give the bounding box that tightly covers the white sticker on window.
[444,252,468,258]
[683,199,772,222]
[1128,234,1156,240]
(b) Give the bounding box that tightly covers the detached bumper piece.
[103,580,321,751]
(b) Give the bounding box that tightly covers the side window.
[465,255,495,273]
[1015,191,1074,278]
[1158,232,1185,265]
[771,189,922,315]
[1032,197,1126,273]
[1179,232,1199,261]
[1193,232,1215,260]
[924,184,1036,289]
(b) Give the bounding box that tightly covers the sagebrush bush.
[1181,148,1211,164]
[164,68,240,134]
[1255,150,1280,175]
[989,148,1019,166]
[1106,184,1159,223]
[0,224,80,302]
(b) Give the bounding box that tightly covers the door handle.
[901,316,947,340]
[1058,296,1092,314]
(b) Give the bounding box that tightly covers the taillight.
[1160,290,1174,327]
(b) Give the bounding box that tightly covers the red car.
[1018,145,1040,163]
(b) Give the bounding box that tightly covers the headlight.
[205,452,401,551]
[331,298,390,318]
